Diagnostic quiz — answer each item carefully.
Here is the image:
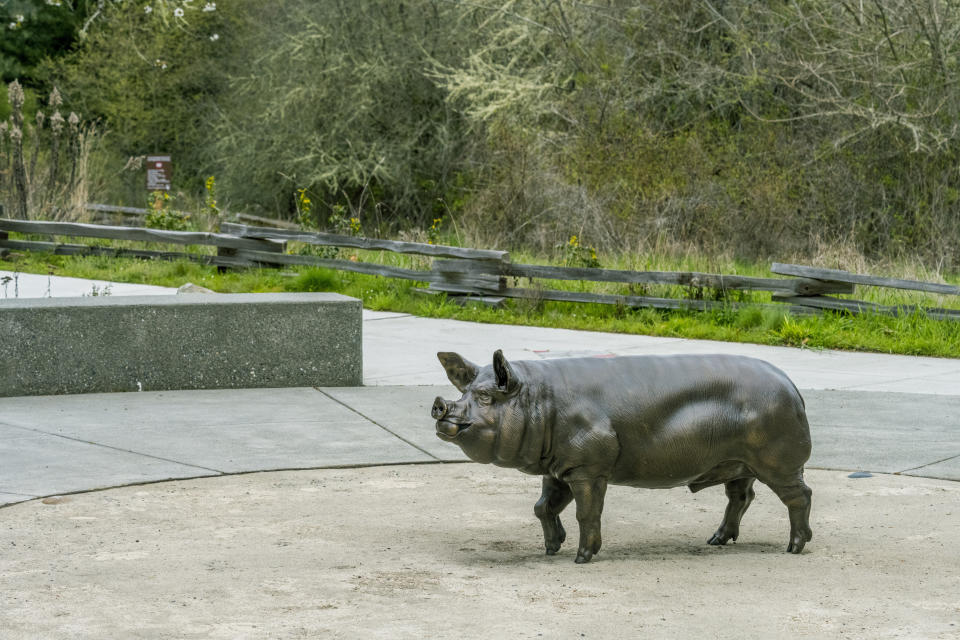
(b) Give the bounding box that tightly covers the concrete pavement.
[362,309,960,394]
[3,465,959,639]
[0,275,958,504]
[1,269,178,298]
[3,273,960,638]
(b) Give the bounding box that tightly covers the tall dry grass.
[1,80,97,222]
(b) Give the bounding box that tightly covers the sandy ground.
[2,464,958,639]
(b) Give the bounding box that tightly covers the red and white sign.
[146,154,172,191]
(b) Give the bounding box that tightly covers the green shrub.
[51,0,239,200]
[777,317,813,348]
[37,0,960,269]
[0,1,91,85]
[288,268,339,293]
[144,190,190,231]
[207,1,472,226]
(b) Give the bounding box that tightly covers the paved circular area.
[2,464,959,639]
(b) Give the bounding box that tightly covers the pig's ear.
[437,352,479,392]
[493,350,519,392]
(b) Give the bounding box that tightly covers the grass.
[3,244,959,359]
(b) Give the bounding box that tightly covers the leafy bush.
[207,0,472,227]
[144,190,190,230]
[431,1,960,265]
[52,0,238,201]
[36,1,960,269]
[0,0,93,85]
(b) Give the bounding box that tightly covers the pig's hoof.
[786,539,806,554]
[544,539,563,555]
[786,527,812,553]
[574,550,593,564]
[707,528,737,546]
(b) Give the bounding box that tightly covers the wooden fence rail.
[771,294,960,322]
[0,238,256,268]
[0,218,280,252]
[0,217,280,268]
[430,259,854,296]
[83,202,302,230]
[220,222,510,263]
[772,263,960,296]
[2,217,958,321]
[770,263,960,321]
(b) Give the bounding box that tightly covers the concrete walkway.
[1,269,178,299]
[2,274,960,638]
[362,310,960,394]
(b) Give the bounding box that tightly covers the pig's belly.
[610,457,755,489]
[606,412,767,488]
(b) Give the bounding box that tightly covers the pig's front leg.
[569,476,608,563]
[534,476,573,555]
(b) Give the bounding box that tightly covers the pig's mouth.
[435,419,471,440]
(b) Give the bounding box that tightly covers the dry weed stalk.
[7,80,27,219]
[2,80,95,221]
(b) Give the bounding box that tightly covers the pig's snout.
[432,397,449,420]
[433,397,469,440]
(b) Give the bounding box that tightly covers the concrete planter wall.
[0,292,362,397]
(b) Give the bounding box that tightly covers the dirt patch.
[1,465,958,639]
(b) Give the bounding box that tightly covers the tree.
[0,0,98,86]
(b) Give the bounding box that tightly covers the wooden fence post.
[0,222,9,259]
[217,240,284,272]
[216,247,237,273]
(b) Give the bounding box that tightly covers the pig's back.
[518,354,801,411]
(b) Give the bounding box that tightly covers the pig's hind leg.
[534,476,574,555]
[707,477,756,546]
[765,472,813,553]
[569,476,608,563]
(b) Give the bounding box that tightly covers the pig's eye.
[475,392,493,406]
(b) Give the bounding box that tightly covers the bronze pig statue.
[432,351,813,563]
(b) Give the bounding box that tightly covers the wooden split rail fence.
[1,216,958,321]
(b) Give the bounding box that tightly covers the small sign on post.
[146,155,172,191]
